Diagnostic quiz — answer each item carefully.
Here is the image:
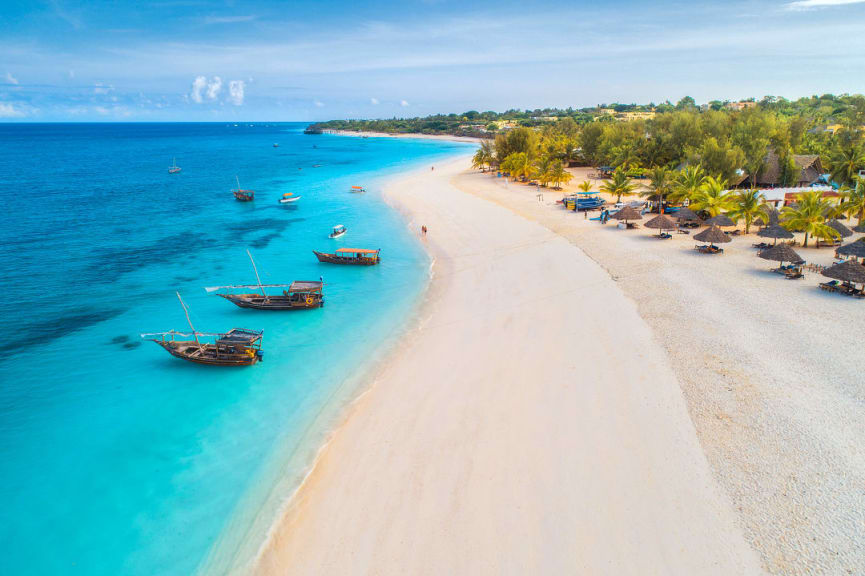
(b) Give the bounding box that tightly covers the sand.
[250,157,764,575]
[449,165,865,576]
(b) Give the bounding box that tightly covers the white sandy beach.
[250,157,765,575]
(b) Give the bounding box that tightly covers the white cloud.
[190,75,207,103]
[228,80,245,105]
[93,82,113,95]
[5,72,19,85]
[370,97,379,105]
[0,102,25,117]
[314,99,325,107]
[787,0,865,9]
[204,14,257,25]
[400,99,409,107]
[206,76,222,100]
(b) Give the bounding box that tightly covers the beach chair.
[784,268,804,280]
[658,232,672,239]
[676,228,690,235]
[819,281,839,292]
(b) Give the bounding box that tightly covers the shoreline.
[320,128,485,144]
[250,156,763,575]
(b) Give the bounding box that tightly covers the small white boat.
[168,158,181,174]
[279,192,301,204]
[273,143,279,148]
[350,185,365,193]
[329,224,347,239]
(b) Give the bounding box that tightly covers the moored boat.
[563,191,605,211]
[168,158,181,174]
[313,247,380,265]
[143,293,263,366]
[207,251,324,310]
[350,185,365,193]
[232,176,254,201]
[279,192,301,204]
[329,224,347,238]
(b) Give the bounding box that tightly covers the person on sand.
[421,225,427,236]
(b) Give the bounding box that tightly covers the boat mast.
[235,175,241,191]
[247,250,268,299]
[176,292,202,348]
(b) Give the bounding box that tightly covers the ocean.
[0,123,473,575]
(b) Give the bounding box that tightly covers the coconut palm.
[578,180,593,193]
[500,152,533,182]
[668,165,707,204]
[781,191,840,247]
[471,140,495,172]
[642,166,674,215]
[600,167,636,203]
[547,161,572,189]
[829,144,865,186]
[840,177,865,226]
[690,176,732,217]
[727,189,766,234]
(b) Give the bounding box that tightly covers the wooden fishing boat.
[168,158,181,174]
[313,247,380,265]
[279,192,301,204]
[232,176,254,201]
[350,185,365,193]
[143,293,263,366]
[207,251,324,310]
[329,224,347,238]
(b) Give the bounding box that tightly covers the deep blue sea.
[0,123,473,575]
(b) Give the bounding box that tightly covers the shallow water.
[0,123,472,575]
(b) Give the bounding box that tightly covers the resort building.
[725,100,758,111]
[731,152,824,188]
[614,110,656,121]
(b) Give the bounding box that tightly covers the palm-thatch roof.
[612,206,643,221]
[757,224,794,240]
[694,225,732,245]
[751,152,823,187]
[674,206,700,221]
[836,239,865,259]
[827,219,853,238]
[854,221,865,233]
[821,259,865,285]
[704,214,735,227]
[758,244,804,264]
[644,214,678,230]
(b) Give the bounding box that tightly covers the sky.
[1,0,865,121]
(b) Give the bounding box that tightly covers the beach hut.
[612,206,643,229]
[827,219,854,238]
[836,239,865,261]
[693,225,731,254]
[756,224,794,247]
[819,259,865,297]
[704,214,735,227]
[644,214,678,238]
[758,244,805,278]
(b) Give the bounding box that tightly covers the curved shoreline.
[250,156,764,575]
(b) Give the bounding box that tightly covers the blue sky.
[1,0,865,121]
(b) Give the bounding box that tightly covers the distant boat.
[313,164,322,168]
[206,251,324,311]
[232,176,255,202]
[142,292,263,366]
[350,185,365,193]
[279,192,301,204]
[313,248,380,266]
[329,224,347,239]
[273,143,279,148]
[168,158,181,174]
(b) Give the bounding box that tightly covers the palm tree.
[840,177,865,226]
[578,180,593,193]
[500,152,533,182]
[669,165,706,205]
[690,176,732,217]
[471,140,494,172]
[642,166,673,215]
[830,144,865,186]
[600,167,636,203]
[781,191,840,247]
[548,161,572,189]
[727,189,766,234]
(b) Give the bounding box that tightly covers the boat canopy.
[282,192,293,197]
[288,280,324,293]
[351,185,364,190]
[205,283,290,293]
[333,224,345,230]
[217,328,263,343]
[336,248,379,255]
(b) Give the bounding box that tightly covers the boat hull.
[313,250,379,265]
[152,340,261,366]
[219,293,323,310]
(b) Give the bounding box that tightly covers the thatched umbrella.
[694,225,732,248]
[854,221,865,233]
[828,219,853,238]
[674,206,700,221]
[758,244,804,270]
[836,239,865,260]
[612,206,643,225]
[821,259,865,288]
[704,214,735,227]
[644,214,678,237]
[757,224,794,245]
[758,206,780,226]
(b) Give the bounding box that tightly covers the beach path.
[252,158,764,575]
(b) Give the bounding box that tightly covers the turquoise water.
[0,123,472,575]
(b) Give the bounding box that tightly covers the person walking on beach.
[421,225,427,236]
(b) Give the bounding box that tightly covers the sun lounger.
[658,232,672,239]
[819,281,839,292]
[752,242,771,249]
[676,228,690,235]
[784,269,804,280]
[695,244,723,254]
